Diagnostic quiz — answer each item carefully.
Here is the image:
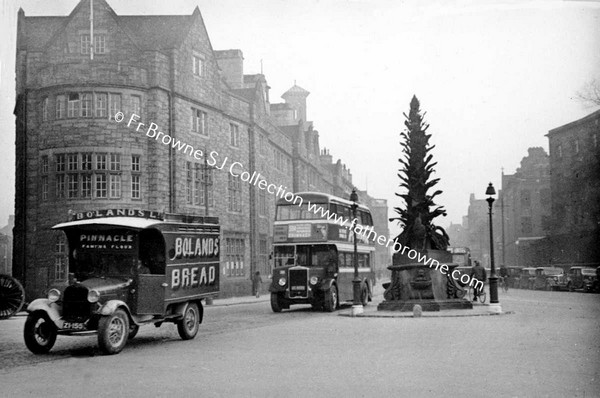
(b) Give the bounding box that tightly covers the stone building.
[447,215,469,248]
[13,0,389,299]
[465,193,493,266]
[540,109,600,266]
[499,147,551,266]
[357,192,391,278]
[0,216,14,275]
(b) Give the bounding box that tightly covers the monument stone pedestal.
[378,249,473,312]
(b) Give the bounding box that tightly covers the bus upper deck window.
[289,206,301,220]
[329,203,337,216]
[359,211,373,226]
[277,206,290,220]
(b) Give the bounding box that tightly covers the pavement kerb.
[205,296,270,307]
[339,301,516,318]
[339,309,516,318]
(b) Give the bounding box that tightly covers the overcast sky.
[1,0,599,237]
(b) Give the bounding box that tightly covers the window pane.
[80,34,90,54]
[55,95,65,119]
[95,93,107,117]
[110,154,120,171]
[131,155,140,172]
[81,174,92,198]
[109,174,121,198]
[94,35,105,54]
[95,174,107,198]
[109,94,121,118]
[96,154,107,170]
[131,95,141,115]
[80,93,92,117]
[131,175,140,199]
[67,94,79,118]
[68,174,78,198]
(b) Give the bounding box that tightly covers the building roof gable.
[119,15,194,50]
[20,0,203,52]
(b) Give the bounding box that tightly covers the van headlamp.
[310,276,319,285]
[87,289,100,303]
[48,288,61,303]
[278,277,287,287]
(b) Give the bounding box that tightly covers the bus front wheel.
[323,285,338,312]
[360,285,369,306]
[270,293,284,313]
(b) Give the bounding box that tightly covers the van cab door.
[135,274,166,314]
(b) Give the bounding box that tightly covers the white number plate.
[62,322,85,330]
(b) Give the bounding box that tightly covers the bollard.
[413,304,423,317]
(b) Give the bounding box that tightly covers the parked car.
[506,266,522,288]
[531,267,564,290]
[567,267,596,292]
[592,268,600,293]
[559,267,598,292]
[518,268,537,289]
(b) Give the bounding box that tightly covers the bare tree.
[575,79,600,107]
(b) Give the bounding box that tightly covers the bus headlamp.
[310,276,319,285]
[278,277,287,287]
[48,288,61,303]
[87,289,100,303]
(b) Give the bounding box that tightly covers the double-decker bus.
[448,247,472,268]
[269,192,376,312]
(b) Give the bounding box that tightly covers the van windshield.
[71,250,136,280]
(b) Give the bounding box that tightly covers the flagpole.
[90,0,94,60]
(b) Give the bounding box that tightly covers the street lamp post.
[350,188,363,316]
[485,182,502,313]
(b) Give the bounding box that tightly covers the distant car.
[519,268,537,289]
[559,267,598,292]
[531,267,564,290]
[592,268,600,293]
[506,266,523,288]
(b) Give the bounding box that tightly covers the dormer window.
[80,34,106,55]
[94,35,106,54]
[81,35,91,54]
[193,53,204,76]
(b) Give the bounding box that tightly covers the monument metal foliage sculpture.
[390,95,450,252]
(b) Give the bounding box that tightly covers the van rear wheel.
[177,302,200,340]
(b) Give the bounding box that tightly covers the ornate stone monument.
[378,96,472,312]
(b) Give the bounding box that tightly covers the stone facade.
[465,193,494,267]
[539,109,600,266]
[499,147,551,266]
[13,0,389,299]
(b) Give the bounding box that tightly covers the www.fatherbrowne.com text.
[114,111,485,292]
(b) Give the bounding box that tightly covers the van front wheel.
[98,309,129,355]
[24,311,57,354]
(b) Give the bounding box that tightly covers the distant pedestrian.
[470,261,487,302]
[252,271,263,298]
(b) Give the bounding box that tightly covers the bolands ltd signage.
[69,209,164,222]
